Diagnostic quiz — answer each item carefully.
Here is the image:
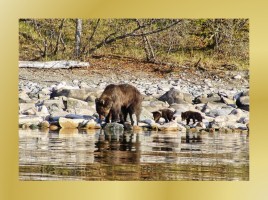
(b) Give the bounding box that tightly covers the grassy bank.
[19,19,249,71]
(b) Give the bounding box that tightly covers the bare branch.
[88,19,100,42]
[88,19,181,54]
[131,20,181,37]
[53,19,66,55]
[136,19,155,62]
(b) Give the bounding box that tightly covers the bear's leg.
[123,112,128,122]
[129,112,134,126]
[121,107,128,124]
[105,112,112,123]
[165,117,169,123]
[167,115,172,122]
[111,108,120,123]
[136,114,140,126]
[161,113,167,123]
[119,113,125,124]
[136,109,141,126]
[186,118,190,125]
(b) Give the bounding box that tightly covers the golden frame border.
[1,0,267,199]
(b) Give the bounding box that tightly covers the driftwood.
[19,60,90,69]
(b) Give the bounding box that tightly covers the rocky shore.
[19,67,249,134]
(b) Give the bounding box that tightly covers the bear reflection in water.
[151,133,202,153]
[151,135,180,152]
[185,132,202,144]
[94,130,141,165]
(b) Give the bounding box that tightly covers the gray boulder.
[38,87,51,100]
[66,98,89,110]
[158,88,192,104]
[234,89,249,111]
[19,115,44,126]
[19,103,35,114]
[104,123,124,132]
[38,93,50,100]
[43,99,65,110]
[65,114,95,120]
[139,107,154,121]
[143,100,169,112]
[169,103,194,110]
[19,91,33,103]
[22,108,37,115]
[236,96,249,111]
[193,93,221,104]
[200,102,226,113]
[221,96,236,107]
[206,106,234,117]
[50,88,99,101]
[229,108,249,118]
[50,110,70,117]
[237,116,249,124]
[43,99,66,116]
[242,89,249,96]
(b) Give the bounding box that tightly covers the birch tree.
[75,19,82,58]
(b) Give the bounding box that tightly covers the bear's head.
[152,111,161,122]
[95,97,113,120]
[181,112,186,121]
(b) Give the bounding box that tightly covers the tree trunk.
[54,19,66,56]
[75,19,82,58]
[136,19,155,62]
[142,34,155,62]
[19,61,90,69]
[82,19,100,55]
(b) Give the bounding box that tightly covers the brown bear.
[95,84,143,125]
[152,109,176,123]
[181,111,203,125]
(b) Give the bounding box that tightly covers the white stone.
[142,119,155,125]
[73,79,79,85]
[38,105,49,114]
[158,121,180,131]
[234,75,242,79]
[59,117,85,129]
[19,116,44,125]
[85,119,97,129]
[40,88,51,95]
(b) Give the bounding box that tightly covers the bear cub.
[181,111,203,125]
[152,109,176,123]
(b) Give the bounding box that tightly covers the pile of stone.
[18,79,249,133]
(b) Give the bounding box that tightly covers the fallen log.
[19,60,90,69]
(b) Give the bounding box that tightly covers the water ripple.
[19,129,249,181]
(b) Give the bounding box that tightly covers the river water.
[19,128,249,181]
